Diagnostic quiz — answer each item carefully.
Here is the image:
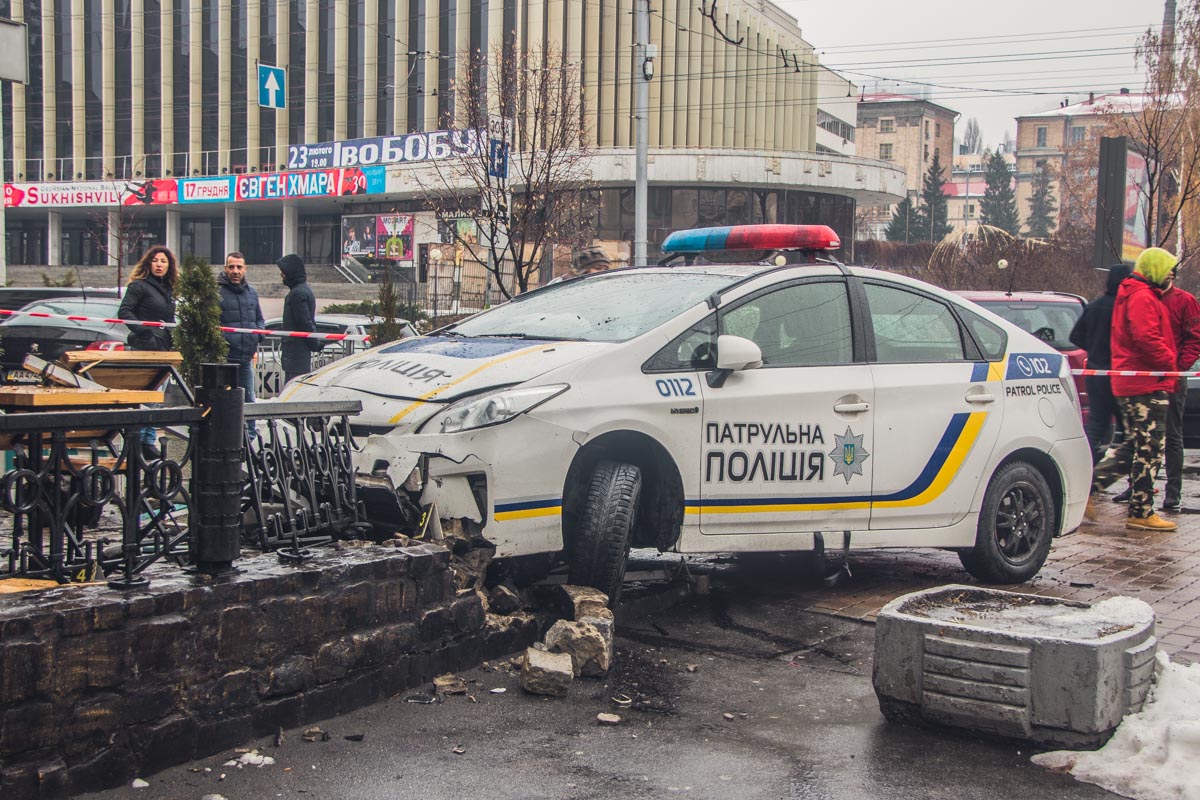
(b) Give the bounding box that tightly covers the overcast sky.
[775,0,1166,149]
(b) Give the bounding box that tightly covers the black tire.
[959,461,1056,583]
[567,460,642,605]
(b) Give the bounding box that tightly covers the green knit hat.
[1134,247,1178,285]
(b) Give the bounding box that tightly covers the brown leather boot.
[1125,513,1178,532]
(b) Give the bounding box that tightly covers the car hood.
[280,336,612,430]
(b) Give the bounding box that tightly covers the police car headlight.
[435,384,569,433]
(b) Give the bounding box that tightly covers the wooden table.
[0,386,164,409]
[59,350,183,394]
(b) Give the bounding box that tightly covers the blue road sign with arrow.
[258,64,286,110]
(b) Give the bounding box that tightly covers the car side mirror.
[708,335,763,388]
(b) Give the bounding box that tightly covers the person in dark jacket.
[1089,248,1180,531]
[1157,267,1200,510]
[277,253,324,384]
[1070,263,1132,464]
[117,245,178,456]
[218,251,265,435]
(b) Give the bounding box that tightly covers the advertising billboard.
[286,129,482,170]
[341,215,377,257]
[1123,150,1151,263]
[234,166,385,202]
[377,215,414,262]
[341,214,415,262]
[4,179,179,208]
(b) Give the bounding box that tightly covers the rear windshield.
[973,300,1082,351]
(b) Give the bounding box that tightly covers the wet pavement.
[76,457,1200,798]
[83,588,1119,800]
[777,455,1200,665]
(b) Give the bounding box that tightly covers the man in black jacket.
[277,253,324,384]
[1070,263,1132,464]
[218,252,265,433]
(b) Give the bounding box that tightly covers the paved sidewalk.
[790,476,1200,665]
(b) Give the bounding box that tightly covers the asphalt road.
[82,563,1118,800]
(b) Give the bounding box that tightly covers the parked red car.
[957,291,1089,419]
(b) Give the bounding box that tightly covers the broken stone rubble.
[520,648,574,696]
[410,528,618,694]
[544,620,611,678]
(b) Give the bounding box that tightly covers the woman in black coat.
[118,245,179,455]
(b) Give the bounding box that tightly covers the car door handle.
[965,392,996,404]
[833,402,870,413]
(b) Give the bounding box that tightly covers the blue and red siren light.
[661,224,841,255]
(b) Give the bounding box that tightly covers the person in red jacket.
[1089,247,1180,530]
[1158,267,1200,511]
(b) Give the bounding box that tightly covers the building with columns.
[1,0,903,273]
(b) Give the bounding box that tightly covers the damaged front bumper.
[353,419,577,557]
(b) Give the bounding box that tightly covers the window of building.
[924,120,930,140]
[1036,126,1048,148]
[923,144,929,161]
[879,118,894,134]
[879,143,893,161]
[967,203,975,217]
[1070,126,1086,144]
[935,122,942,137]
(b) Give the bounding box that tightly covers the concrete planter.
[872,585,1156,749]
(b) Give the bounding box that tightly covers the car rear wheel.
[567,460,641,606]
[959,461,1055,584]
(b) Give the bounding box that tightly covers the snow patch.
[1032,652,1200,800]
[908,593,1154,640]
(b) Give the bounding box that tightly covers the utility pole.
[634,0,653,267]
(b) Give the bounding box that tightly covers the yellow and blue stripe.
[495,498,562,522]
[684,411,986,516]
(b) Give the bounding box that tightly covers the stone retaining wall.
[0,544,537,799]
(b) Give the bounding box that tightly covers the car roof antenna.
[74,263,88,301]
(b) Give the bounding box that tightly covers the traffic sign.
[258,64,286,110]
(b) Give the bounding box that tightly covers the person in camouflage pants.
[1087,247,1179,531]
[1091,393,1169,519]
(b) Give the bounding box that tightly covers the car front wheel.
[567,460,642,606]
[959,461,1055,584]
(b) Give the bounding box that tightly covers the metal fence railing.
[0,367,364,589]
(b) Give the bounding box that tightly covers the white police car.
[281,224,1091,600]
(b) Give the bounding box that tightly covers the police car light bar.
[661,224,841,254]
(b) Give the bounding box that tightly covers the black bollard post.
[190,363,244,574]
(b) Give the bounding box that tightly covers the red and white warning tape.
[1069,369,1200,378]
[0,307,372,343]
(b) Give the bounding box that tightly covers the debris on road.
[520,647,574,696]
[301,726,332,742]
[131,778,149,789]
[557,585,610,619]
[237,750,276,767]
[686,664,700,673]
[545,619,612,677]
[344,734,365,742]
[433,673,470,695]
[597,713,622,725]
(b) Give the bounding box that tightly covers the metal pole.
[0,111,6,286]
[633,0,650,268]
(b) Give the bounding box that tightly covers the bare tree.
[85,186,151,294]
[416,45,597,299]
[961,117,983,155]
[1100,4,1200,256]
